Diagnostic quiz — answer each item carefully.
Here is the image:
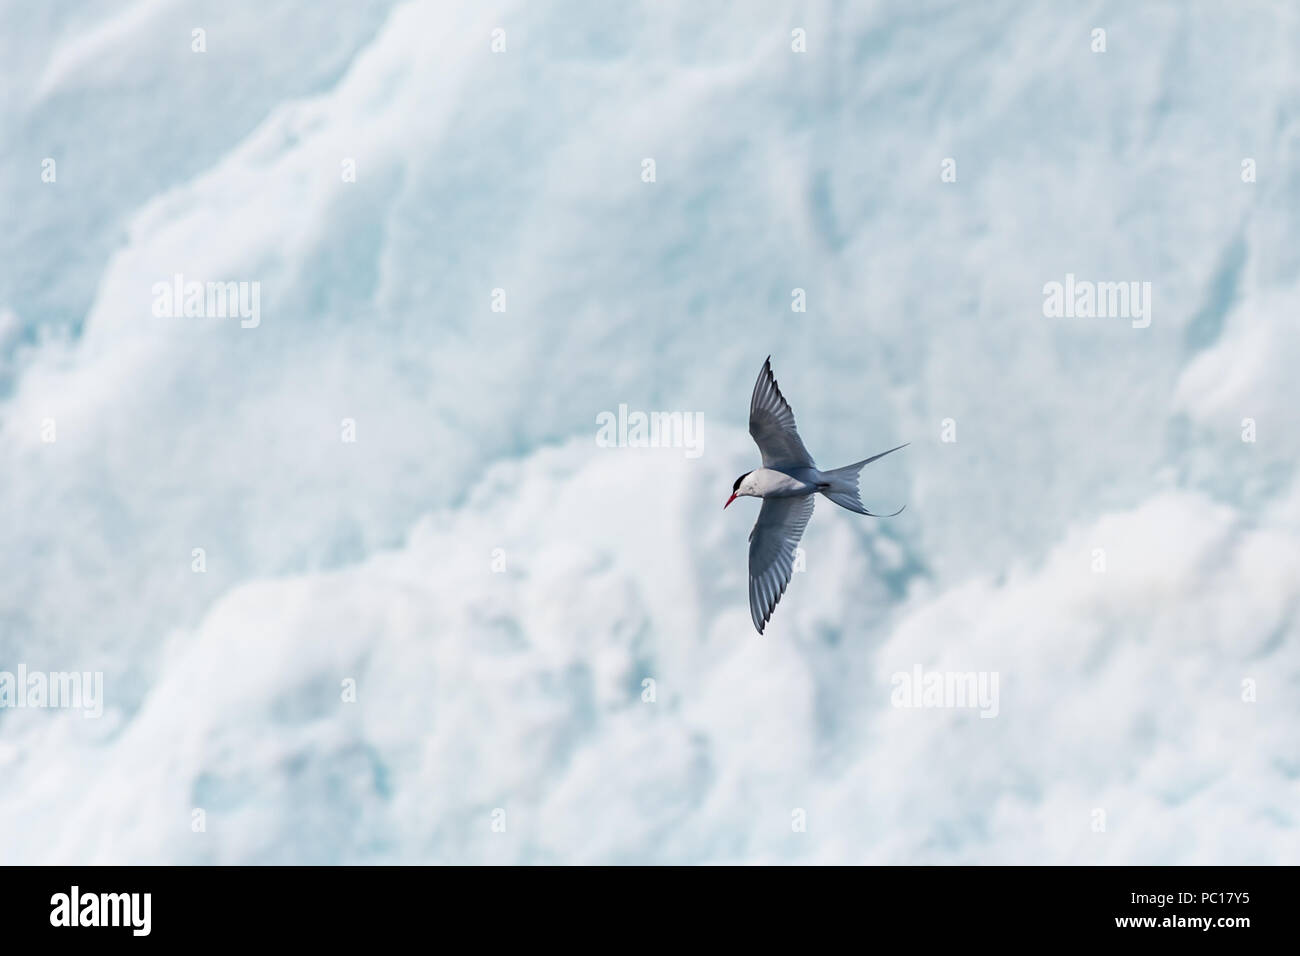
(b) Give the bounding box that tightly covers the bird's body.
[726,357,908,633]
[737,466,819,498]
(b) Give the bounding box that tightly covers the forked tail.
[820,442,909,516]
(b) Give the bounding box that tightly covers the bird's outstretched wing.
[748,494,815,633]
[749,356,815,468]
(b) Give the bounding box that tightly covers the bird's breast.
[752,468,818,497]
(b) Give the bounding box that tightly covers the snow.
[0,0,1296,863]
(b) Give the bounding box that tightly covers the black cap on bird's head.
[725,471,752,509]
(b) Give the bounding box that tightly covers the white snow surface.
[0,0,1296,863]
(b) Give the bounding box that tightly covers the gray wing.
[749,356,815,468]
[748,494,815,633]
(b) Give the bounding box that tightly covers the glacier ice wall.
[0,0,1296,863]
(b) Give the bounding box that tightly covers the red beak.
[724,492,738,509]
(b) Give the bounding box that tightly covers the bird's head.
[724,471,754,509]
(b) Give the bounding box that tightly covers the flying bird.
[726,356,908,633]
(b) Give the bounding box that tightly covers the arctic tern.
[726,357,907,633]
